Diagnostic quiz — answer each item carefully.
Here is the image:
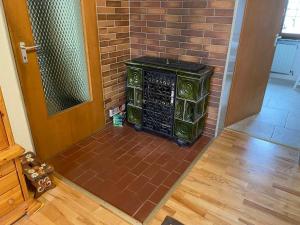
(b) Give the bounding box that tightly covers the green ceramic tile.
[127,67,143,87]
[127,105,142,125]
[203,75,211,96]
[196,98,205,118]
[197,117,205,136]
[185,98,208,123]
[127,87,134,105]
[174,119,197,142]
[175,99,184,120]
[177,76,200,101]
[135,89,143,107]
[184,101,196,122]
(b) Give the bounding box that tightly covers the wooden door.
[3,0,105,159]
[225,0,287,126]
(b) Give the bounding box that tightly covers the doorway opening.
[224,0,300,149]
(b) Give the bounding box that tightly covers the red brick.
[98,0,235,135]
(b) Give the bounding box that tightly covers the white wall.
[0,3,35,152]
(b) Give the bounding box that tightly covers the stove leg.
[134,124,142,131]
[176,139,189,147]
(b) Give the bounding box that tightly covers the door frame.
[216,0,287,136]
[215,0,246,136]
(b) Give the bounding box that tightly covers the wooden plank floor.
[16,178,131,225]
[149,130,300,225]
[16,130,300,225]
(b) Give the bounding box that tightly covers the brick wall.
[96,0,130,121]
[96,0,235,137]
[129,0,235,137]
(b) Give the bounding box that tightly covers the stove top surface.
[131,56,205,73]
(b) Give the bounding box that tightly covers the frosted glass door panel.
[27,0,90,115]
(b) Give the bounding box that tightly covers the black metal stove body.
[142,69,176,137]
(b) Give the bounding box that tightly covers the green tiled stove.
[125,57,213,145]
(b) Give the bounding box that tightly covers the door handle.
[19,42,40,64]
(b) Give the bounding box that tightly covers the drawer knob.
[8,198,15,205]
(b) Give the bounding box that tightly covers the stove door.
[142,69,176,137]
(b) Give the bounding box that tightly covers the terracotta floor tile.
[75,152,98,165]
[175,161,191,173]
[131,161,150,176]
[83,178,118,204]
[149,169,170,186]
[111,189,143,216]
[155,153,171,166]
[143,164,161,179]
[61,163,86,181]
[127,144,144,156]
[163,171,181,188]
[92,144,113,156]
[143,151,163,164]
[133,200,156,222]
[125,156,144,168]
[115,154,132,166]
[77,136,96,147]
[80,140,101,152]
[73,170,97,185]
[133,146,154,159]
[127,175,149,193]
[50,125,210,222]
[61,144,81,157]
[108,166,128,183]
[117,172,137,190]
[65,149,87,162]
[136,182,157,202]
[149,185,170,204]
[162,158,180,171]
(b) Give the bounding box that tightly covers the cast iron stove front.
[142,69,176,137]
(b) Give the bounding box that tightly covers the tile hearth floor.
[49,125,210,223]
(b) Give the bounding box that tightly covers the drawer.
[0,185,24,217]
[0,161,15,178]
[0,171,19,196]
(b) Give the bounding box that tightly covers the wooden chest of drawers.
[0,148,35,225]
[0,89,41,224]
